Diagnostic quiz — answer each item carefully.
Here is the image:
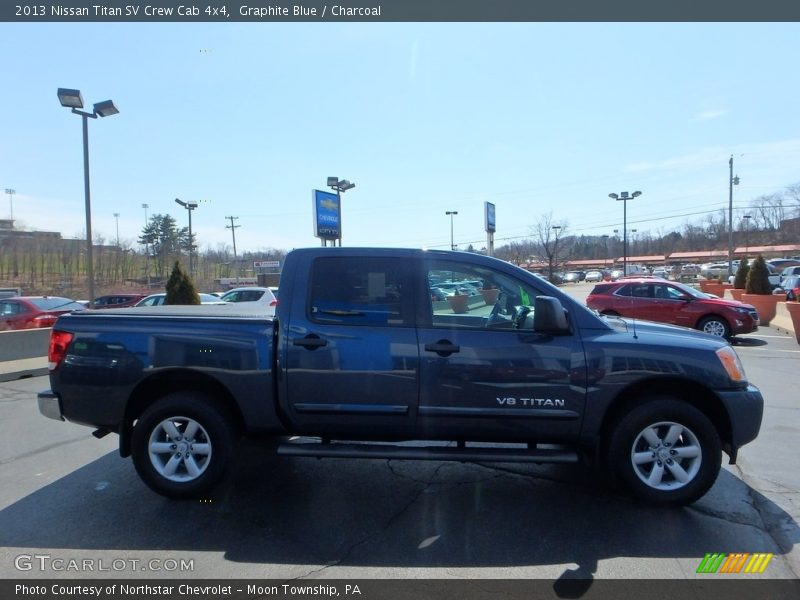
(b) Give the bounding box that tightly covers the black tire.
[132,392,235,499]
[607,397,721,507]
[698,316,731,339]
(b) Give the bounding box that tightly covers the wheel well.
[696,313,731,328]
[597,377,733,459]
[119,369,245,457]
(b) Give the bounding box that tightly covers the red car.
[0,296,86,331]
[586,278,759,339]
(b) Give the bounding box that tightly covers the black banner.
[4,579,800,600]
[3,0,800,22]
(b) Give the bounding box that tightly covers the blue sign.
[312,190,341,240]
[485,201,496,233]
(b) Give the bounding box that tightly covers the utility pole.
[225,216,240,278]
[728,155,740,279]
[225,216,240,258]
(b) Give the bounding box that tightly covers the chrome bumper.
[38,390,64,421]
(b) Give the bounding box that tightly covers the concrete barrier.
[771,302,796,338]
[0,328,51,361]
[0,328,51,381]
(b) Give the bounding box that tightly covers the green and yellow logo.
[697,553,774,574]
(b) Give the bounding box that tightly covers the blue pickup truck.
[38,248,764,507]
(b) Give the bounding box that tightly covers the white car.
[220,286,278,316]
[135,293,228,307]
[584,270,603,282]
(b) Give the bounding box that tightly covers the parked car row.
[0,286,280,331]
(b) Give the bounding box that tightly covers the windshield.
[666,281,709,300]
[29,298,85,311]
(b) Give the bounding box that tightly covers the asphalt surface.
[0,283,797,583]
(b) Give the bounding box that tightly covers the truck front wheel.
[608,397,721,507]
[132,393,235,499]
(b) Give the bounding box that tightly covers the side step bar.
[277,441,579,464]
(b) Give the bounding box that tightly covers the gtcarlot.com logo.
[697,553,774,574]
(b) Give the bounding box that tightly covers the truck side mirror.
[533,296,570,334]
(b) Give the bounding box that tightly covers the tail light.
[270,299,278,307]
[32,314,58,328]
[49,330,74,371]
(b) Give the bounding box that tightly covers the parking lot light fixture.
[610,190,642,276]
[446,211,459,250]
[4,188,15,225]
[743,214,752,259]
[175,198,198,277]
[327,176,356,246]
[57,87,119,304]
[551,225,562,281]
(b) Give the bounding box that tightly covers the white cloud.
[691,109,728,122]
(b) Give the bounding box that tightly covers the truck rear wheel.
[608,397,721,507]
[132,392,235,499]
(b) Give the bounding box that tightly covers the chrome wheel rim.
[702,320,727,337]
[631,421,702,491]
[148,416,212,482]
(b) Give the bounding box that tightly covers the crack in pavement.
[0,435,89,466]
[286,463,448,580]
[730,463,800,579]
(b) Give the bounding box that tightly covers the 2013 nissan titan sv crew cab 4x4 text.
[38,248,764,507]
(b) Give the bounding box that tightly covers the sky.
[2,22,800,255]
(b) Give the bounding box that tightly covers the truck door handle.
[293,335,328,349]
[425,340,460,356]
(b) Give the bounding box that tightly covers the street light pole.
[609,191,642,276]
[551,225,562,282]
[142,203,150,287]
[175,198,198,277]
[743,214,752,259]
[113,212,120,247]
[446,211,458,250]
[58,88,119,304]
[326,177,356,246]
[728,155,740,279]
[4,188,14,226]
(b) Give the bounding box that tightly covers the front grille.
[748,309,759,322]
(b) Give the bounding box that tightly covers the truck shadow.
[1,442,797,584]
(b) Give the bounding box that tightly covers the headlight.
[716,346,747,383]
[733,307,752,314]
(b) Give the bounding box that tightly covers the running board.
[277,441,579,464]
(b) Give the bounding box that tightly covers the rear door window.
[309,257,414,327]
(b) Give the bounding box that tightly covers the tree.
[139,214,191,279]
[733,257,749,289]
[531,212,569,283]
[745,255,772,295]
[165,260,200,305]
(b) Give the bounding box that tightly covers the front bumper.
[38,389,64,421]
[717,384,764,454]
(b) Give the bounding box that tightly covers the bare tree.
[531,212,569,282]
